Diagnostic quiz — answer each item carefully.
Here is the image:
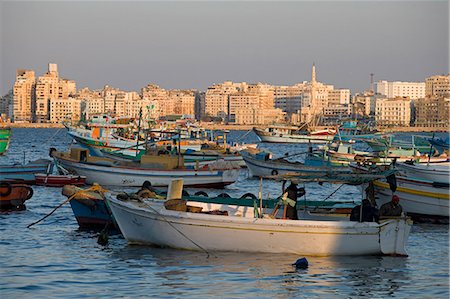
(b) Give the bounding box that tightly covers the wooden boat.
[0,159,52,184]
[0,127,11,155]
[373,177,449,222]
[35,162,87,187]
[253,125,335,144]
[241,148,352,178]
[35,173,86,187]
[0,180,34,210]
[62,183,357,230]
[51,148,240,188]
[334,121,382,143]
[62,184,113,229]
[106,179,412,256]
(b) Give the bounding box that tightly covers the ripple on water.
[0,129,448,298]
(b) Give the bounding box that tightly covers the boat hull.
[396,163,450,184]
[35,174,87,187]
[0,182,33,210]
[107,196,411,256]
[241,151,351,178]
[54,157,240,188]
[0,161,51,184]
[373,177,449,218]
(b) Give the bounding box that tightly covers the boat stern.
[379,217,413,256]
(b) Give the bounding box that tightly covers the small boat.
[253,125,336,144]
[61,184,357,230]
[334,121,382,143]
[241,148,352,178]
[34,162,87,187]
[0,180,34,210]
[51,147,241,188]
[373,177,449,223]
[62,184,113,229]
[106,179,412,256]
[0,127,11,155]
[0,159,52,184]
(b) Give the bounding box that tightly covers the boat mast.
[136,107,142,154]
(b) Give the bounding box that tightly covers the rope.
[312,184,345,211]
[27,185,108,228]
[144,202,214,258]
[43,127,64,145]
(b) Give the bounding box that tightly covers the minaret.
[311,63,317,86]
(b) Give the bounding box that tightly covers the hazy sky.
[1,1,448,95]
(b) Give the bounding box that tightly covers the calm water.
[0,128,449,298]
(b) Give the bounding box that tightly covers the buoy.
[292,257,308,269]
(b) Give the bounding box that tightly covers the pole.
[259,177,263,217]
[136,107,142,155]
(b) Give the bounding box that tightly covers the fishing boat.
[51,147,240,188]
[365,135,432,154]
[62,184,113,229]
[106,179,412,256]
[35,163,86,187]
[61,182,357,230]
[0,159,52,184]
[253,124,336,144]
[241,148,352,178]
[334,121,382,143]
[0,180,34,210]
[0,127,11,155]
[373,177,449,222]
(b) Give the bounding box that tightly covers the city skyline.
[1,1,448,95]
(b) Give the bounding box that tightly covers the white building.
[376,80,425,100]
[375,97,413,126]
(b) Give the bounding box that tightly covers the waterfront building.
[425,74,450,98]
[205,81,242,119]
[13,69,36,122]
[273,84,306,115]
[49,96,82,123]
[0,90,13,121]
[414,97,450,128]
[141,84,195,119]
[376,80,425,100]
[375,97,413,127]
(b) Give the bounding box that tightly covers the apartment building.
[141,84,195,118]
[13,69,36,122]
[375,97,413,126]
[49,97,82,123]
[414,97,450,128]
[425,74,450,98]
[376,80,425,100]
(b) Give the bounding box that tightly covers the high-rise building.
[376,80,425,99]
[13,69,36,122]
[35,64,76,122]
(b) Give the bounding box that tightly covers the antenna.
[370,73,374,94]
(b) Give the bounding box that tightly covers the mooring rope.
[27,185,107,228]
[143,202,214,258]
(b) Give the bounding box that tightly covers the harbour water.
[1,128,449,298]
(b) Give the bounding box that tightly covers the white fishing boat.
[106,179,412,256]
[395,162,450,184]
[253,125,335,144]
[51,148,240,188]
[373,177,449,219]
[241,148,352,178]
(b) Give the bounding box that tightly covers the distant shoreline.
[0,122,448,133]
